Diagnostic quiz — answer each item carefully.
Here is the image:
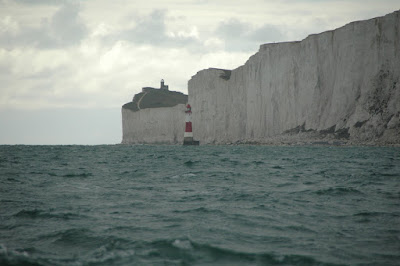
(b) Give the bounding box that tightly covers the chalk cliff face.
[121,104,186,144]
[189,10,400,145]
[121,88,187,144]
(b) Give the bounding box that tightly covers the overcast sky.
[0,0,399,144]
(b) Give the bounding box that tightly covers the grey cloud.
[47,3,87,46]
[113,10,201,50]
[249,24,285,42]
[23,66,68,80]
[123,9,167,44]
[217,19,251,39]
[111,11,285,53]
[0,3,87,49]
[215,18,285,52]
[14,0,68,5]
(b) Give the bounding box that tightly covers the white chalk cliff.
[121,85,188,144]
[122,104,186,144]
[188,10,400,145]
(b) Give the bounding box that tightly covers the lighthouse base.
[183,140,200,145]
[183,137,199,145]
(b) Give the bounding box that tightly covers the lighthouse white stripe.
[184,132,193,137]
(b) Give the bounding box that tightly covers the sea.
[0,145,399,266]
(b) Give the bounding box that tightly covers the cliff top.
[122,88,188,112]
[258,9,400,52]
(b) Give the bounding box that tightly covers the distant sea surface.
[0,145,399,266]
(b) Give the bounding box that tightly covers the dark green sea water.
[0,145,399,265]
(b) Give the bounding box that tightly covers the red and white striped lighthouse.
[183,104,199,145]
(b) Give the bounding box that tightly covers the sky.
[0,0,399,145]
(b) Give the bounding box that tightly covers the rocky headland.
[122,10,400,145]
[121,82,188,144]
[188,10,400,146]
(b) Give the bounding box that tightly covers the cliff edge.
[188,10,400,145]
[123,88,188,112]
[121,86,188,144]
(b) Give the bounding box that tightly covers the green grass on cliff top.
[122,89,188,112]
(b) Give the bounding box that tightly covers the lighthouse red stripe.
[185,122,192,132]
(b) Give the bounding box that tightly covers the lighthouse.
[183,104,199,145]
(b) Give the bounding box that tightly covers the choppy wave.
[131,237,340,266]
[0,237,342,266]
[315,187,364,195]
[0,145,399,265]
[14,209,83,220]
